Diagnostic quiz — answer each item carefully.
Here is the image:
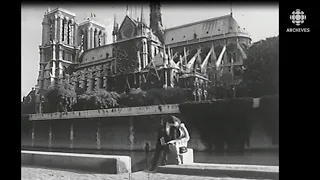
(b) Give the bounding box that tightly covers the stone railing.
[29,104,180,121]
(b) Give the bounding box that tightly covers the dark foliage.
[257,95,279,145]
[21,91,36,114]
[118,87,189,107]
[237,36,279,97]
[74,88,120,111]
[118,88,150,107]
[43,81,77,113]
[179,95,277,153]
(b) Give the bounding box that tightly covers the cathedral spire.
[140,5,144,23]
[126,5,129,16]
[112,14,118,43]
[150,2,164,43]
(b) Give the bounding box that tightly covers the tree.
[21,91,36,114]
[43,81,77,113]
[237,36,279,97]
[75,88,120,110]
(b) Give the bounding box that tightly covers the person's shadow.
[131,153,154,172]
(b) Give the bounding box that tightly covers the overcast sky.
[21,3,278,99]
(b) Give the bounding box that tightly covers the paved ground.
[22,167,266,180]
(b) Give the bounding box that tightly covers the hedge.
[118,87,189,107]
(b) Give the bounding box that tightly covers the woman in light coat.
[166,116,190,165]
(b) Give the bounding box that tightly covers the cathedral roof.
[163,14,250,45]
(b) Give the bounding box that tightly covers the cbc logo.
[290,9,306,26]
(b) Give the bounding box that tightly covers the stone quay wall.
[21,104,277,152]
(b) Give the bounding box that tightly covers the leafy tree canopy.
[75,88,120,110]
[43,80,77,113]
[237,36,279,97]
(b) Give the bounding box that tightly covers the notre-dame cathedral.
[25,3,251,111]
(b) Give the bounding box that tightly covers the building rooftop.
[164,14,250,45]
[46,7,76,17]
[78,19,106,30]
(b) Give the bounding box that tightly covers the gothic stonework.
[31,5,250,105]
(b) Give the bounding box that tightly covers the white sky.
[21,3,278,99]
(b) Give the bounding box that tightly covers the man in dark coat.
[149,116,181,171]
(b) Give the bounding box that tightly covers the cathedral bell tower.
[78,17,107,52]
[37,8,80,90]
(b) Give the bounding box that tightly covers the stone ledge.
[157,163,279,180]
[21,150,131,174]
[29,104,180,121]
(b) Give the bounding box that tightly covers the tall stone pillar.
[38,49,45,89]
[54,15,58,42]
[41,18,48,45]
[163,70,168,89]
[103,76,107,90]
[64,17,69,44]
[70,19,74,46]
[150,44,155,59]
[59,15,63,43]
[59,47,63,60]
[104,32,108,45]
[87,78,93,92]
[43,71,50,90]
[39,49,45,76]
[87,28,91,50]
[58,61,63,78]
[95,77,102,89]
[94,30,98,47]
[100,31,105,45]
[141,38,148,68]
[74,23,78,46]
[52,43,56,60]
[91,27,95,49]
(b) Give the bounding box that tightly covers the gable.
[118,16,138,40]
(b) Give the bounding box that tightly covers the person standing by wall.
[167,116,190,165]
[149,117,170,171]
